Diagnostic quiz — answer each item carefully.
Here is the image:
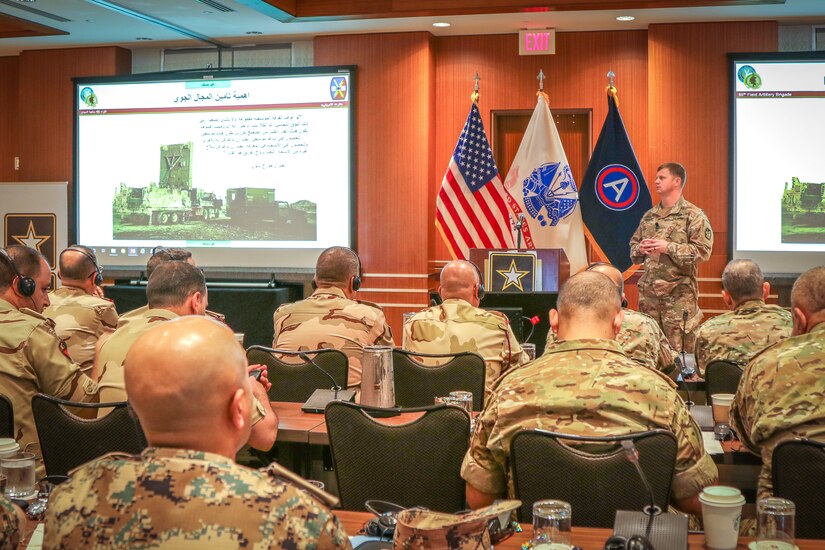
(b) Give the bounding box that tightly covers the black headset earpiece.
[470,261,485,300]
[61,246,103,286]
[0,249,36,297]
[348,248,361,292]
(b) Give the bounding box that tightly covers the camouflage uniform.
[545,307,677,376]
[461,339,717,500]
[731,322,825,500]
[0,298,98,476]
[116,304,147,329]
[43,447,352,549]
[629,196,713,353]
[0,494,19,549]
[97,309,267,422]
[404,299,528,400]
[43,286,118,373]
[694,299,792,376]
[272,287,394,389]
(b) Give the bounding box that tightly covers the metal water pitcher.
[360,345,395,407]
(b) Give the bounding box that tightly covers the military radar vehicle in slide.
[782,177,825,223]
[113,143,223,225]
[225,187,308,227]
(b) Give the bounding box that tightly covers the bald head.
[587,263,624,293]
[721,259,766,304]
[790,266,825,335]
[551,271,623,340]
[439,260,481,305]
[315,247,359,291]
[125,316,252,456]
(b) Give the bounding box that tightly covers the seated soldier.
[462,271,717,516]
[44,245,118,372]
[0,494,22,549]
[96,261,277,451]
[44,316,351,549]
[404,260,527,400]
[273,246,393,390]
[732,265,825,501]
[695,259,792,377]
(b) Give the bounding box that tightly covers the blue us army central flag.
[579,89,652,275]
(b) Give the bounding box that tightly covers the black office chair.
[31,394,147,476]
[511,429,677,526]
[326,401,470,512]
[246,346,349,402]
[772,438,825,539]
[0,394,13,439]
[392,349,485,411]
[704,359,743,402]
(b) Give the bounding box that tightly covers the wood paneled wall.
[0,56,19,183]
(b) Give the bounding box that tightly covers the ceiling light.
[432,22,450,28]
[135,37,153,41]
[246,31,262,35]
[616,15,635,22]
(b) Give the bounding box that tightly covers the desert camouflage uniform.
[43,286,118,372]
[118,304,226,329]
[461,339,717,500]
[0,298,98,476]
[96,308,267,422]
[0,494,19,549]
[404,299,528,400]
[545,307,677,377]
[43,447,352,549]
[273,287,394,389]
[629,196,713,353]
[694,299,792,376]
[731,322,825,500]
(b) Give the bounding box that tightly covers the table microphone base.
[613,510,688,550]
[301,388,356,413]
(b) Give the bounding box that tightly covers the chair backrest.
[0,394,13,439]
[246,346,349,402]
[772,438,825,539]
[325,401,470,512]
[31,394,148,476]
[510,429,678,527]
[704,360,744,401]
[392,349,485,411]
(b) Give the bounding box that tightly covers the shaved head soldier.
[732,265,825,500]
[463,271,717,516]
[44,316,351,549]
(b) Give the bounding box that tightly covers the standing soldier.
[44,246,118,372]
[629,162,713,353]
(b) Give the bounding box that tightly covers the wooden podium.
[468,248,570,352]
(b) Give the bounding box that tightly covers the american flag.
[436,103,515,259]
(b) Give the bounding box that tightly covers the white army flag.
[503,93,588,272]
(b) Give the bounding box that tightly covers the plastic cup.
[449,391,473,414]
[1,451,37,499]
[700,486,745,550]
[402,312,416,350]
[522,343,537,361]
[756,497,795,550]
[712,393,735,424]
[234,333,245,346]
[532,499,572,549]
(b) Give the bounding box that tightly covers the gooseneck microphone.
[621,440,660,520]
[678,309,694,409]
[298,351,341,399]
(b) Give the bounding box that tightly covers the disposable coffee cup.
[700,486,745,550]
[0,439,20,459]
[712,394,735,424]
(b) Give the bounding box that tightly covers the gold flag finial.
[606,68,619,106]
[537,69,549,103]
[471,72,480,103]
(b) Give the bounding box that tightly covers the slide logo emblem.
[80,86,98,107]
[330,77,348,100]
[595,164,640,211]
[737,65,762,90]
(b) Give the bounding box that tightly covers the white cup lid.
[712,393,735,404]
[0,438,19,452]
[700,486,745,506]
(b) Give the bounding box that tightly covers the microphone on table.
[677,309,694,409]
[298,352,356,413]
[521,315,540,344]
[298,351,341,399]
[605,440,688,550]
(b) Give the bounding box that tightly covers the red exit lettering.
[525,32,550,52]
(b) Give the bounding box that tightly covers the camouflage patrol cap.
[393,500,520,550]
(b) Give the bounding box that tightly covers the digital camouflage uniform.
[43,447,352,550]
[404,299,528,400]
[272,287,394,389]
[629,196,713,353]
[461,339,717,501]
[694,299,792,377]
[43,286,118,373]
[0,298,98,476]
[545,307,677,377]
[731,322,825,500]
[0,494,19,549]
[96,308,267,422]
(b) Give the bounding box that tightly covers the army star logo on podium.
[4,214,57,269]
[488,252,537,293]
[497,259,529,291]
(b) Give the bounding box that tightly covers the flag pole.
[606,67,619,106]
[472,72,480,104]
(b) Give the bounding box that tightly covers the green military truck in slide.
[225,187,308,227]
[782,177,825,224]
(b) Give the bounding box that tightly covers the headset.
[60,246,103,286]
[0,248,36,297]
[312,247,361,292]
[469,260,485,301]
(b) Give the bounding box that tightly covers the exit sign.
[519,29,556,56]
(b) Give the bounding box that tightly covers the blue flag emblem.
[596,164,640,211]
[523,162,578,227]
